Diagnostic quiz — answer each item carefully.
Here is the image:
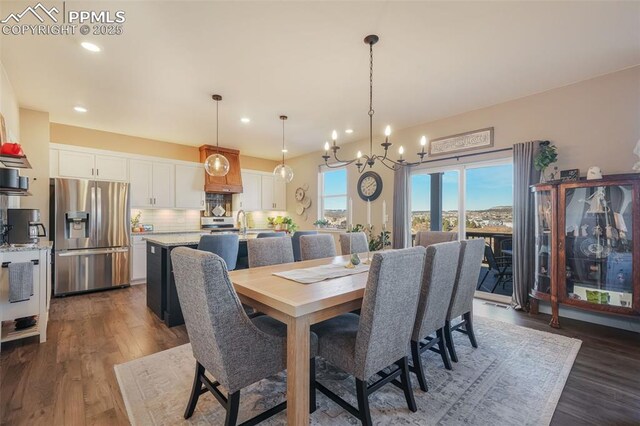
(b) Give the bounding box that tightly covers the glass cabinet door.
[563,184,634,309]
[534,190,553,295]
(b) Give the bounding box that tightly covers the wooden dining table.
[228,254,369,426]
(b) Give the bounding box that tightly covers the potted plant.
[268,216,297,233]
[534,140,558,182]
[313,219,330,229]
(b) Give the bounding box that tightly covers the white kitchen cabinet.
[129,160,175,208]
[175,164,205,210]
[273,178,286,210]
[56,149,128,181]
[129,160,153,207]
[261,174,275,210]
[131,235,147,283]
[237,171,261,211]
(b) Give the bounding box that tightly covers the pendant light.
[273,115,294,183]
[204,94,230,177]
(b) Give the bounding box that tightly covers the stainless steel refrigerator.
[51,178,130,296]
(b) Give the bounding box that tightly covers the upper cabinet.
[129,160,175,208]
[175,164,206,210]
[234,170,286,212]
[56,149,128,181]
[199,146,243,193]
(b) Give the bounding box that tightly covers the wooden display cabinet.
[530,174,640,327]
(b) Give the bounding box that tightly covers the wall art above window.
[429,127,494,156]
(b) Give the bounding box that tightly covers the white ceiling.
[2,1,639,160]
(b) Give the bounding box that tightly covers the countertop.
[0,241,53,252]
[143,232,262,247]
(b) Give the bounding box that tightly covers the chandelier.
[322,35,428,172]
[273,115,294,183]
[204,94,230,177]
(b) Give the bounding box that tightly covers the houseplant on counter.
[313,219,330,229]
[267,215,298,233]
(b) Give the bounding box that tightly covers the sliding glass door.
[410,159,513,299]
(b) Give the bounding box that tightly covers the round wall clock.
[357,171,383,201]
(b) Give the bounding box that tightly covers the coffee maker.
[7,208,47,246]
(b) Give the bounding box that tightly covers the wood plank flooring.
[1,285,639,425]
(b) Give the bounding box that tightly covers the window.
[319,168,348,229]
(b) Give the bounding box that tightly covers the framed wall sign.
[429,127,494,156]
[560,169,580,182]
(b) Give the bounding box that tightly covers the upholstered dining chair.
[445,238,485,363]
[339,232,369,255]
[247,236,294,268]
[311,247,427,425]
[300,234,337,261]
[415,231,458,247]
[410,241,461,392]
[171,247,318,425]
[256,231,286,238]
[197,234,240,271]
[291,230,318,261]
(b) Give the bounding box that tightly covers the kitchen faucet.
[236,210,247,236]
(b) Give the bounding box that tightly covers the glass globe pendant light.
[273,115,294,183]
[204,94,230,177]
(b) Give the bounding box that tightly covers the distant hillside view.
[412,205,513,234]
[324,209,347,229]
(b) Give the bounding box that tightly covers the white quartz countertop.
[0,241,53,252]
[143,232,263,247]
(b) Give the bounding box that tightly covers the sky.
[321,164,513,211]
[411,163,513,211]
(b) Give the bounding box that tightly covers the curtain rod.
[409,147,513,166]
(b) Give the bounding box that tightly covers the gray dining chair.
[256,231,286,238]
[445,238,485,362]
[415,231,458,247]
[292,230,318,261]
[197,234,239,271]
[300,234,336,261]
[247,236,294,268]
[339,232,369,255]
[311,247,427,425]
[410,241,461,391]
[171,247,318,425]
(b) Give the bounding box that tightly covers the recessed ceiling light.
[74,106,88,113]
[345,129,354,134]
[281,149,288,153]
[81,42,101,52]
[240,117,251,123]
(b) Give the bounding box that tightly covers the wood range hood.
[199,145,243,193]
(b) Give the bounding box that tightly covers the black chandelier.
[322,35,428,173]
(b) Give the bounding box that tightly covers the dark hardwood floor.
[1,285,639,425]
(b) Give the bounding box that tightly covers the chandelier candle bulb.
[367,200,371,226]
[357,151,362,158]
[349,198,353,228]
[382,200,387,225]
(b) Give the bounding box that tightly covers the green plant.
[347,224,391,251]
[534,141,558,172]
[313,219,330,228]
[268,215,297,233]
[131,211,141,229]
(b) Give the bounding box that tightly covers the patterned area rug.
[115,316,581,426]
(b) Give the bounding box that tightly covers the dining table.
[228,254,370,426]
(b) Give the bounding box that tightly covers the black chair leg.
[444,320,458,363]
[355,378,372,426]
[477,269,490,290]
[310,358,317,414]
[464,312,478,348]
[184,362,204,419]
[436,328,453,370]
[224,391,240,426]
[410,340,428,392]
[398,357,417,412]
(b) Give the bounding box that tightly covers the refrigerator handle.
[91,185,97,243]
[97,186,103,245]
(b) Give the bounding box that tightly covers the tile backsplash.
[131,209,201,232]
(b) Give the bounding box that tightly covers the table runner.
[273,262,370,284]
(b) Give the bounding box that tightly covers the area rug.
[115,317,581,426]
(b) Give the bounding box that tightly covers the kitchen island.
[144,232,261,327]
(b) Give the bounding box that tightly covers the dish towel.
[8,262,34,303]
[273,263,370,284]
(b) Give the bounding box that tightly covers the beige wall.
[286,66,640,233]
[0,62,19,141]
[50,123,278,172]
[19,108,50,237]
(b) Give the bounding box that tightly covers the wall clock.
[357,171,383,201]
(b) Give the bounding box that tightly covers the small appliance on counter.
[7,208,46,246]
